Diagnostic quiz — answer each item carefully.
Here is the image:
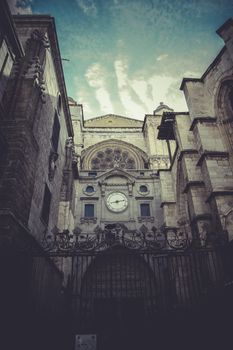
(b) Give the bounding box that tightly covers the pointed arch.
[215,77,233,154]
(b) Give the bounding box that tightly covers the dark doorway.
[75,249,157,350]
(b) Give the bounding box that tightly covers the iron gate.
[38,226,232,349]
[69,246,225,349]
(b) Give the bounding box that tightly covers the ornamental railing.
[41,225,227,255]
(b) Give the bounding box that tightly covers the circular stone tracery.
[90,147,137,170]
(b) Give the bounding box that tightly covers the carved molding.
[22,56,46,103]
[138,216,155,223]
[149,155,170,168]
[80,217,97,224]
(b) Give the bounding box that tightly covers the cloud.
[76,0,97,16]
[85,63,114,114]
[7,0,33,14]
[148,74,188,112]
[74,55,188,120]
[114,56,188,116]
[114,58,146,117]
[156,54,168,61]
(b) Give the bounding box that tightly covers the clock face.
[106,192,128,212]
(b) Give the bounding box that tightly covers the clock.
[106,192,128,212]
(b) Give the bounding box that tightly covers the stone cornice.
[135,196,154,200]
[206,190,233,203]
[84,114,143,128]
[80,197,99,200]
[183,180,205,194]
[97,167,137,182]
[160,201,176,208]
[197,151,229,166]
[138,216,155,223]
[82,128,142,132]
[190,116,217,131]
[190,213,212,224]
[178,149,198,161]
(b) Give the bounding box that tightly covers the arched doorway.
[76,247,157,350]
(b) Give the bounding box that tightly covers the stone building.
[1,0,233,348]
[65,17,233,350]
[0,1,75,349]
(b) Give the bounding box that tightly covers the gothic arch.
[81,139,149,170]
[80,248,156,300]
[215,77,233,154]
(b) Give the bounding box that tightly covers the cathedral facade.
[1,0,233,348]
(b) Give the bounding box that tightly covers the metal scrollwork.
[41,224,194,255]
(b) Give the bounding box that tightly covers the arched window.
[81,140,148,171]
[217,80,233,153]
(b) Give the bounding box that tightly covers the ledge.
[206,190,233,203]
[180,78,202,91]
[183,180,205,193]
[190,117,217,131]
[80,217,97,224]
[80,197,99,200]
[178,149,198,161]
[197,151,229,166]
[160,225,178,233]
[138,216,155,223]
[135,196,154,200]
[160,201,176,208]
[190,213,212,224]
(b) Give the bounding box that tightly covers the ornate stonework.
[81,139,148,170]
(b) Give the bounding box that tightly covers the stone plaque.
[75,334,96,350]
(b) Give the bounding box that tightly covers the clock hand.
[110,199,126,204]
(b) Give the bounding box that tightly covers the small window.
[84,204,94,217]
[41,184,51,225]
[57,93,62,114]
[230,88,233,112]
[140,203,150,217]
[88,171,97,177]
[140,185,148,193]
[86,185,94,193]
[51,112,60,152]
[140,172,144,176]
[0,39,14,101]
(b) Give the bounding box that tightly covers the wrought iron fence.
[41,224,227,255]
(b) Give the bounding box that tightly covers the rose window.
[90,147,136,170]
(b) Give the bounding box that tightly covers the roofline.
[84,114,144,124]
[216,18,233,37]
[13,15,73,137]
[180,46,226,91]
[0,0,24,57]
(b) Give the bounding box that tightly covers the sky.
[7,0,233,120]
